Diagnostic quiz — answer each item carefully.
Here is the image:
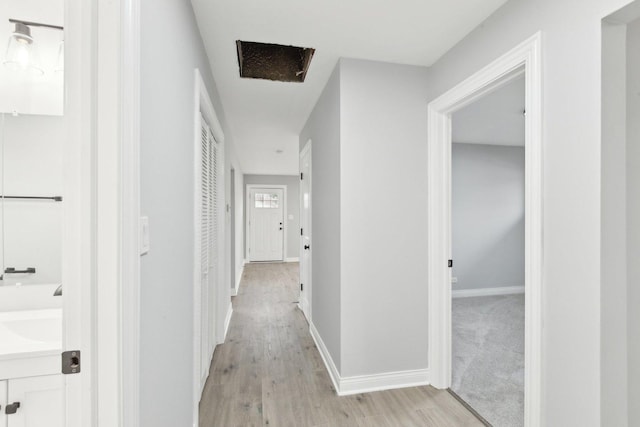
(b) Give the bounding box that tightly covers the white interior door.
[299,145,312,321]
[249,188,284,261]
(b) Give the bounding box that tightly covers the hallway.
[199,263,483,426]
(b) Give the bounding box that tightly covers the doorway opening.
[427,33,542,426]
[450,75,525,426]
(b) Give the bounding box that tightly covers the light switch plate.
[140,216,150,255]
[451,277,458,284]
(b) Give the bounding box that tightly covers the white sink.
[4,316,62,343]
[0,309,62,358]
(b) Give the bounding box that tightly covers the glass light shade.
[3,27,44,76]
[54,40,64,73]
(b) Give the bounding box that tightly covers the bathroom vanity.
[0,289,63,426]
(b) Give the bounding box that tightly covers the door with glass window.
[248,188,284,261]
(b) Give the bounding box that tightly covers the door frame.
[299,141,312,321]
[64,0,141,425]
[245,184,287,262]
[427,32,542,426]
[64,0,98,425]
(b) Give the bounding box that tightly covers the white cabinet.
[0,376,63,427]
[0,380,6,427]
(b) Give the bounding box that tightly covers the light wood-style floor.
[199,262,483,426]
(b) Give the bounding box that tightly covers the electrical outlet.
[451,277,458,284]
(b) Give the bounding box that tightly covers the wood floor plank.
[199,262,483,426]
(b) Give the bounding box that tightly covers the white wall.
[243,174,299,261]
[338,58,430,377]
[626,16,640,427]
[139,0,235,425]
[299,64,342,371]
[426,0,636,424]
[451,143,524,291]
[0,114,63,288]
[601,19,629,427]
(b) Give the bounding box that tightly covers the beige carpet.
[451,294,525,427]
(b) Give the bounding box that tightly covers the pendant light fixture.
[3,19,64,75]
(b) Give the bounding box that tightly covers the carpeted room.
[450,76,526,427]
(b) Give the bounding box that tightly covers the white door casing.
[299,142,312,321]
[427,32,542,427]
[247,187,285,262]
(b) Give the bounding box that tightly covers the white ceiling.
[191,0,510,175]
[452,76,525,146]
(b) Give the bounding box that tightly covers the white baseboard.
[231,265,244,296]
[221,302,233,343]
[285,257,299,262]
[452,285,525,298]
[340,368,430,396]
[300,298,310,322]
[309,322,430,396]
[309,322,341,393]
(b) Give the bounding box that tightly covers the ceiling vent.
[236,40,315,83]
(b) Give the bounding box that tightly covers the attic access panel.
[236,40,315,83]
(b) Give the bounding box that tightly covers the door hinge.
[300,172,304,180]
[300,283,304,291]
[301,228,303,236]
[448,260,453,268]
[62,350,81,374]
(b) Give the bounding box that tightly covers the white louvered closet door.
[200,117,212,388]
[208,126,219,358]
[199,115,221,392]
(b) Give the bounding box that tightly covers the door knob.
[304,245,310,250]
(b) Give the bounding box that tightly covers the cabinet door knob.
[6,401,21,414]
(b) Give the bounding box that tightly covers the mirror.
[0,0,64,293]
[0,1,64,116]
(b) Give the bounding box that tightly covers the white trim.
[452,286,525,298]
[309,323,340,393]
[427,32,542,427]
[285,257,300,263]
[299,299,310,322]
[246,184,288,262]
[310,323,429,396]
[340,369,430,396]
[94,0,128,424]
[221,303,233,343]
[63,0,97,425]
[231,265,244,296]
[121,0,141,425]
